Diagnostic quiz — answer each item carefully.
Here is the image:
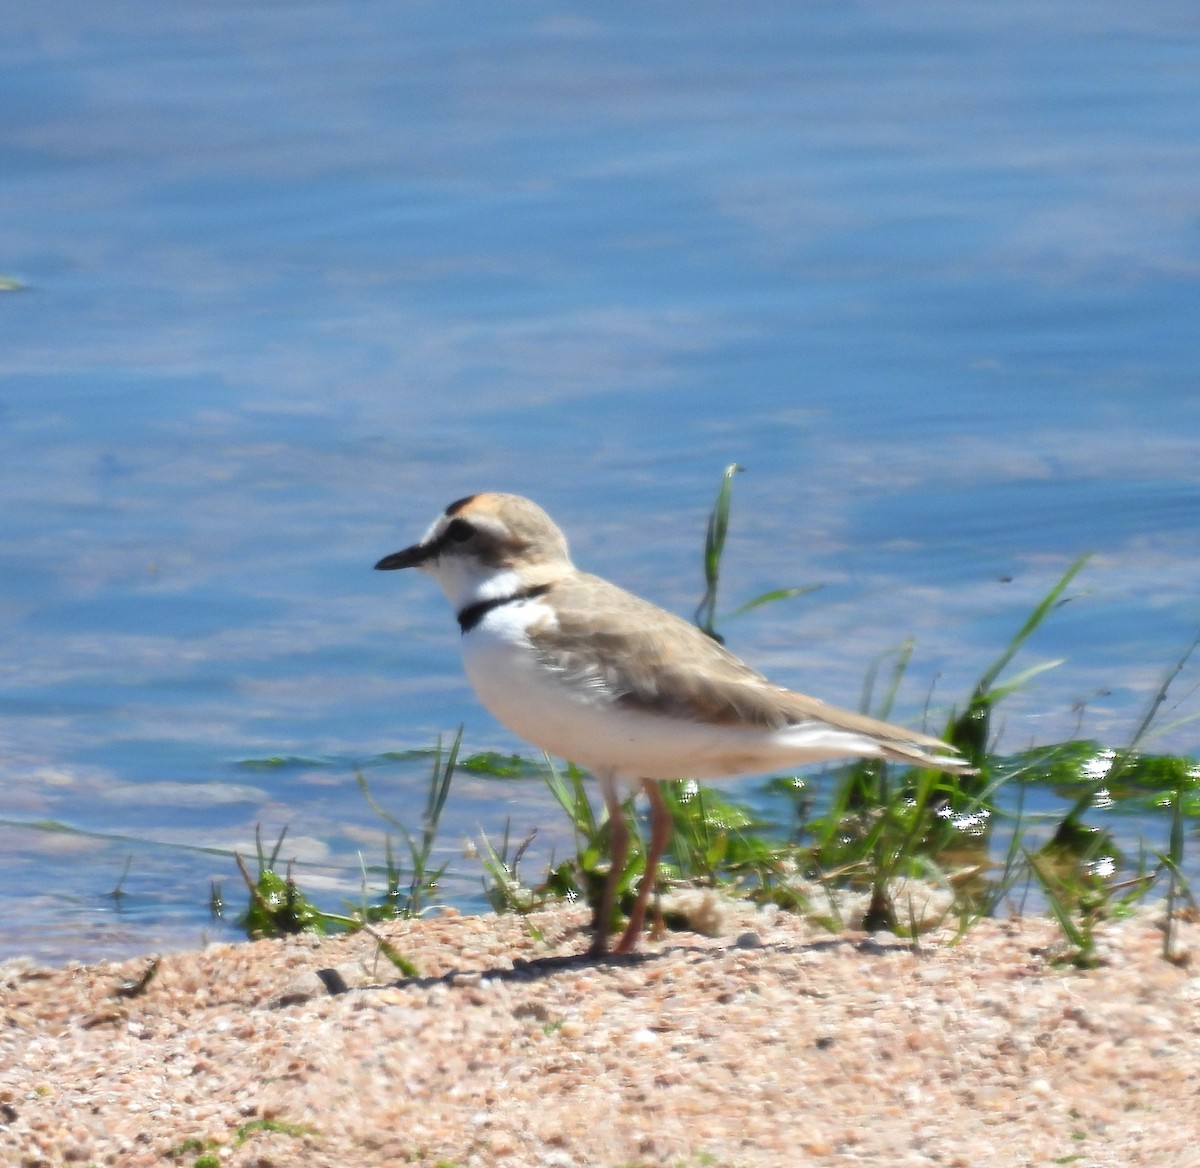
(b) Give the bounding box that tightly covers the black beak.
[374,543,434,570]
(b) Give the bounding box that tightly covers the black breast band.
[457,583,552,633]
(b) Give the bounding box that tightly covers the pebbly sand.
[2,902,1198,1168]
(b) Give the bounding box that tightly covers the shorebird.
[376,492,969,954]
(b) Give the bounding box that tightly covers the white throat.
[425,556,527,613]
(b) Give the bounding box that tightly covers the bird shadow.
[335,931,879,998]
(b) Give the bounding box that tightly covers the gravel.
[2,904,1198,1167]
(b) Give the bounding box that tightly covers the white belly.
[460,599,880,781]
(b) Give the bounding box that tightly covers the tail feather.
[877,737,975,774]
[776,721,975,774]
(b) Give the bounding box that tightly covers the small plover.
[376,492,969,954]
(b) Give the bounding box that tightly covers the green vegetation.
[353,727,459,920]
[229,736,466,973]
[233,1118,316,1144]
[166,1120,316,1168]
[236,827,328,937]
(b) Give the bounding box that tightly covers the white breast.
[460,596,615,765]
[460,597,884,782]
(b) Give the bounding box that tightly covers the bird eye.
[444,518,474,543]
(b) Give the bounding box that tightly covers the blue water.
[3,2,1199,964]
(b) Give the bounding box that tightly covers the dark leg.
[589,773,627,956]
[615,779,671,954]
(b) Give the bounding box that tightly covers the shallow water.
[2,2,1198,962]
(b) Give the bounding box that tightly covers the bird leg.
[589,775,628,956]
[615,779,672,954]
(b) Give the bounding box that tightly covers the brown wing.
[529,573,955,754]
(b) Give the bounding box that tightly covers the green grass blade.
[1115,630,1200,766]
[974,554,1090,698]
[860,639,915,720]
[356,771,407,832]
[1025,850,1087,950]
[724,584,823,621]
[422,725,461,847]
[947,555,1089,768]
[981,658,1065,704]
[694,463,743,641]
